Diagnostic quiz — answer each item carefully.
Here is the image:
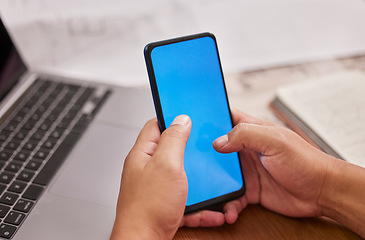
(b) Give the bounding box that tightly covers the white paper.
[1,0,365,87]
[277,71,365,167]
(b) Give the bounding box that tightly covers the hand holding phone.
[144,33,245,214]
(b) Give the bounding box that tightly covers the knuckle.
[271,127,292,145]
[229,123,249,138]
[236,122,250,132]
[235,122,248,130]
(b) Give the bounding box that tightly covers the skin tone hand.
[111,109,365,239]
[182,109,331,226]
[215,109,334,221]
[110,115,191,240]
[183,109,365,238]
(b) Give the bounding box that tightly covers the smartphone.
[144,32,245,214]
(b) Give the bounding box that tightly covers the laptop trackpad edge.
[48,123,138,208]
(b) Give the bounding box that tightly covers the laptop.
[0,17,154,239]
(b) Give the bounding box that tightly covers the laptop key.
[4,140,21,150]
[14,199,34,213]
[34,148,50,161]
[0,151,12,161]
[49,128,65,139]
[30,130,46,142]
[0,224,16,239]
[72,116,89,134]
[57,120,71,129]
[0,173,15,184]
[0,205,10,218]
[13,151,30,162]
[4,211,26,225]
[5,162,22,173]
[8,181,27,194]
[22,119,37,130]
[30,112,42,121]
[25,160,42,171]
[17,170,34,182]
[45,112,59,122]
[13,130,29,141]
[0,192,19,205]
[0,184,6,195]
[23,141,38,152]
[0,131,10,142]
[11,114,24,123]
[23,185,44,201]
[41,139,57,149]
[39,120,53,131]
[4,121,18,132]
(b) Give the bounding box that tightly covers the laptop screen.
[0,18,27,102]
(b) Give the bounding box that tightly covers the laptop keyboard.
[0,78,110,239]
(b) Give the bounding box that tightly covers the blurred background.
[0,0,365,87]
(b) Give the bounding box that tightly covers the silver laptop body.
[0,17,154,240]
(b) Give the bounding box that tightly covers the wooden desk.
[175,205,360,240]
[174,54,365,240]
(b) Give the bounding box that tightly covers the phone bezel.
[144,32,246,214]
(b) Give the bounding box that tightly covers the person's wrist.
[111,228,162,240]
[317,157,365,238]
[110,218,166,240]
[317,156,343,219]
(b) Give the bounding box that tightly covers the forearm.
[110,216,164,240]
[110,229,160,240]
[320,157,365,238]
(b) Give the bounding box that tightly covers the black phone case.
[144,32,245,214]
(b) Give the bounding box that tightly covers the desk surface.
[174,54,365,240]
[175,205,361,240]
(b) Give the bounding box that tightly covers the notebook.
[0,17,154,239]
[270,71,365,168]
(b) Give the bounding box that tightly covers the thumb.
[213,123,287,156]
[152,115,192,168]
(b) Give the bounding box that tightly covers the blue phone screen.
[150,36,243,206]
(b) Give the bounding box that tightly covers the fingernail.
[171,115,190,126]
[214,135,228,148]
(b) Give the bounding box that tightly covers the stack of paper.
[271,71,365,167]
